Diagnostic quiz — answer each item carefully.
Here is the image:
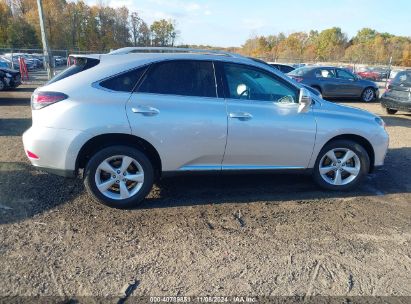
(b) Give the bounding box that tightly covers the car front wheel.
[313,140,370,191]
[84,145,154,208]
[361,87,376,102]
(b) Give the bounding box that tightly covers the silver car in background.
[23,48,389,208]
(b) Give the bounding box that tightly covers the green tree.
[150,19,177,46]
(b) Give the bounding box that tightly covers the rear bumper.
[22,125,88,176]
[380,97,411,112]
[33,165,76,178]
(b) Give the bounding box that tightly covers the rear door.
[126,59,227,172]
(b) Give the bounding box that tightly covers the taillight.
[31,91,68,110]
[385,81,392,93]
[26,150,39,159]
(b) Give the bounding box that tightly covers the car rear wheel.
[84,145,154,208]
[313,140,370,191]
[385,108,398,115]
[0,79,5,91]
[361,87,376,102]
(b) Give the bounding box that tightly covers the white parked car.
[23,48,389,208]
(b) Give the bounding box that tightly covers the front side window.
[138,60,217,98]
[223,63,298,103]
[336,69,355,80]
[315,68,336,78]
[99,67,146,92]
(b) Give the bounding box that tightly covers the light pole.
[36,0,54,79]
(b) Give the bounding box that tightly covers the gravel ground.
[0,85,410,300]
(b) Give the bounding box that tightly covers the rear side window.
[288,67,310,76]
[100,67,146,92]
[138,60,217,98]
[46,57,99,85]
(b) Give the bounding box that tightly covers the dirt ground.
[0,85,410,300]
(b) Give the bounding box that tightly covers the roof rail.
[108,47,244,58]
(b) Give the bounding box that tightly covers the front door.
[220,62,317,169]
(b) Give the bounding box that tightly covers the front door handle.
[131,106,159,116]
[229,112,253,121]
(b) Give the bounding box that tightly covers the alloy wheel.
[362,88,375,102]
[94,155,145,200]
[319,148,361,186]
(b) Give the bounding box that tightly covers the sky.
[84,0,411,47]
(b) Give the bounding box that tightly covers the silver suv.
[23,48,389,208]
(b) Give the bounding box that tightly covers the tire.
[311,86,322,94]
[313,140,370,191]
[385,108,397,115]
[0,79,5,91]
[84,145,154,208]
[361,87,376,102]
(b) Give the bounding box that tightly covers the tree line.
[240,27,411,66]
[1,1,410,66]
[0,0,178,51]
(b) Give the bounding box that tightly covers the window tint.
[138,60,216,98]
[47,57,99,85]
[288,67,311,76]
[223,63,298,103]
[278,65,295,73]
[336,69,355,80]
[315,68,336,78]
[392,71,411,86]
[100,68,145,92]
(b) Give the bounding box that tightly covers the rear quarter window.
[99,67,146,92]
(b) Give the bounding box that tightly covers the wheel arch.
[76,133,162,179]
[322,134,375,172]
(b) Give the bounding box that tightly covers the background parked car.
[288,66,379,102]
[249,58,322,97]
[0,67,21,91]
[380,69,411,114]
[356,67,381,81]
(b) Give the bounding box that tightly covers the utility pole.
[36,0,53,79]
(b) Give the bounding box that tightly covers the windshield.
[392,71,411,86]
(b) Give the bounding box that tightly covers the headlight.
[5,73,12,78]
[375,117,385,129]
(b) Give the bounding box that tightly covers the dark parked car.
[287,66,379,102]
[249,58,322,97]
[267,62,295,74]
[0,68,21,91]
[380,69,411,114]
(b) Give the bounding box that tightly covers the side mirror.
[298,88,312,113]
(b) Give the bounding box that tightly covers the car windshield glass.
[393,71,411,86]
[46,57,99,85]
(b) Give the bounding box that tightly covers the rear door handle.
[229,112,253,121]
[131,106,159,116]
